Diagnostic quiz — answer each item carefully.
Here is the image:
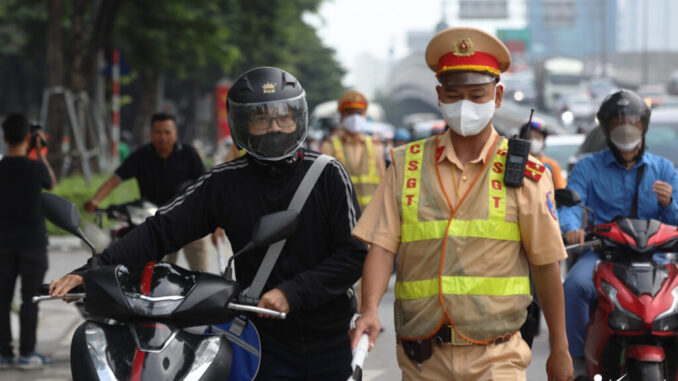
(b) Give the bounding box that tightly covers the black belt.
[433,325,512,346]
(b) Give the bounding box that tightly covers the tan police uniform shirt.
[320,133,387,179]
[352,127,567,266]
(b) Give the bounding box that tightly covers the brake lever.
[565,239,602,254]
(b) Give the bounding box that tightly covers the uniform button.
[462,175,468,181]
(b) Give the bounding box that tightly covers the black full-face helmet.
[227,67,308,161]
[596,89,651,162]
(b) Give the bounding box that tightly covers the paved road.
[2,236,552,380]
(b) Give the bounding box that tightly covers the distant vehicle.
[502,71,536,105]
[542,134,585,179]
[535,57,587,111]
[588,77,619,103]
[667,70,678,95]
[636,84,668,108]
[494,100,569,136]
[558,94,596,131]
[654,96,678,109]
[362,121,395,142]
[411,119,446,140]
[573,107,678,169]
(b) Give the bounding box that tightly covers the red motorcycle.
[557,189,678,380]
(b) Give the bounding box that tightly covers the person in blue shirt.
[559,89,678,379]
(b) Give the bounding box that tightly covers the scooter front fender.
[626,345,666,362]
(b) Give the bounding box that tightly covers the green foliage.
[0,0,46,56]
[47,173,140,235]
[222,0,345,110]
[0,0,345,143]
[113,1,240,79]
[112,0,344,109]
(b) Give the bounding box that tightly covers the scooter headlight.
[125,293,184,317]
[601,280,644,331]
[653,284,678,331]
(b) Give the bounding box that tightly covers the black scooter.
[35,193,298,381]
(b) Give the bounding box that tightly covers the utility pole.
[601,0,608,76]
[642,2,649,84]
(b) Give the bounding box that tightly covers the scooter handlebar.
[227,302,286,319]
[565,239,601,255]
[32,293,85,303]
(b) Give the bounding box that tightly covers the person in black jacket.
[50,67,367,380]
[83,113,211,271]
[0,113,56,369]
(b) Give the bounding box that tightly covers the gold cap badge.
[262,82,276,94]
[453,38,474,56]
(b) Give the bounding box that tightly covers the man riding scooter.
[559,89,678,380]
[49,67,367,380]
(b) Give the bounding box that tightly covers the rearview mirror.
[554,188,581,207]
[42,193,96,255]
[251,210,299,248]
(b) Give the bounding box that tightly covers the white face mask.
[342,114,367,133]
[530,139,545,155]
[438,87,497,137]
[609,124,643,152]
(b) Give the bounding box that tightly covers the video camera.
[29,123,47,150]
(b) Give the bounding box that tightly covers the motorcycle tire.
[627,360,665,381]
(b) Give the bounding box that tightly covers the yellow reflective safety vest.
[331,135,381,210]
[392,134,532,343]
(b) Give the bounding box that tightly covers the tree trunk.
[133,71,160,145]
[69,0,88,93]
[45,0,66,175]
[67,0,121,174]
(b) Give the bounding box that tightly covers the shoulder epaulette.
[524,159,546,182]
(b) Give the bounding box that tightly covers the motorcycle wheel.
[627,360,665,381]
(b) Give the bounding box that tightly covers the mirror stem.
[223,241,254,280]
[75,228,97,256]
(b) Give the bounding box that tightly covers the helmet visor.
[229,92,308,161]
[606,114,643,129]
[599,92,649,133]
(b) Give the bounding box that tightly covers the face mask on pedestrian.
[438,84,499,137]
[342,114,367,133]
[530,139,545,155]
[609,123,643,152]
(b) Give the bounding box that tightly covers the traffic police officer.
[349,27,573,380]
[320,90,386,211]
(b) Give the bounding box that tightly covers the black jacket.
[75,149,366,353]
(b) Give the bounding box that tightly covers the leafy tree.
[0,0,345,162]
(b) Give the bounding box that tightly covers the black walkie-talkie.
[504,109,534,187]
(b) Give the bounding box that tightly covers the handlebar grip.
[38,284,50,296]
[38,284,84,296]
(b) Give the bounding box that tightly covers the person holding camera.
[0,113,56,369]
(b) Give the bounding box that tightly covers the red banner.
[215,81,231,141]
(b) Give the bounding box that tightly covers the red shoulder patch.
[524,159,545,181]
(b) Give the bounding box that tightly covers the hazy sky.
[307,0,524,85]
[308,0,445,69]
